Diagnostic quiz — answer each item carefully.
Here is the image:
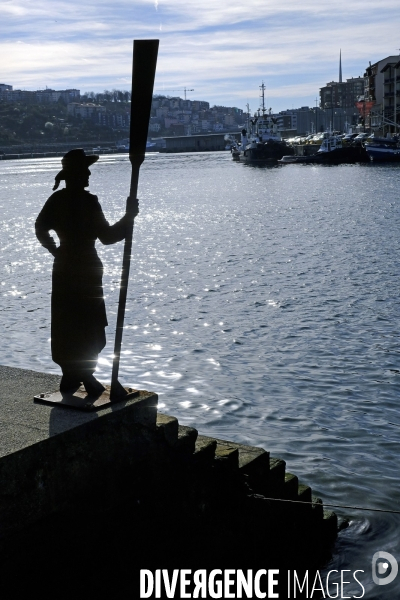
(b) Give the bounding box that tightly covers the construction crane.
[155,87,194,100]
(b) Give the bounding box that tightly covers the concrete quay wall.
[161,133,240,153]
[0,365,337,594]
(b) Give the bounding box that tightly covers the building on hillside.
[0,88,36,103]
[67,102,106,119]
[36,89,80,104]
[168,123,186,136]
[176,111,191,124]
[189,122,201,134]
[164,117,179,129]
[224,114,236,126]
[37,89,80,104]
[149,118,162,133]
[0,86,80,104]
[149,122,161,133]
[155,106,169,118]
[191,100,210,111]
[98,111,130,129]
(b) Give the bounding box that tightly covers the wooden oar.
[110,39,159,400]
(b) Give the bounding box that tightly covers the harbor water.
[1,152,400,597]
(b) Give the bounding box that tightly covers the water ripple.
[1,154,400,592]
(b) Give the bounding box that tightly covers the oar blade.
[129,39,159,160]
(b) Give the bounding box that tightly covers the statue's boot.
[60,372,81,392]
[82,374,106,398]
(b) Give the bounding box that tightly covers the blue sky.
[1,0,399,112]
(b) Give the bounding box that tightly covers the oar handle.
[110,39,159,399]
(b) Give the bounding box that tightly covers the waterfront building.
[320,78,364,131]
[380,60,400,134]
[320,77,364,111]
[318,53,364,131]
[277,107,328,136]
[363,55,399,131]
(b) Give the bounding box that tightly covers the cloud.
[1,0,399,110]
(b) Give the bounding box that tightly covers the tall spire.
[339,49,342,83]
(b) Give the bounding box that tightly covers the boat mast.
[260,82,266,115]
[246,102,251,130]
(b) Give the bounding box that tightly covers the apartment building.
[0,85,80,104]
[363,55,398,130]
[67,102,106,119]
[320,77,364,110]
[380,59,400,132]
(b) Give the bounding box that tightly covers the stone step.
[155,417,328,529]
[237,445,270,484]
[298,483,312,504]
[311,496,324,520]
[284,472,299,500]
[156,413,179,445]
[323,510,338,543]
[174,425,198,453]
[267,457,286,497]
[209,437,270,483]
[156,416,198,454]
[214,442,239,471]
[193,435,217,467]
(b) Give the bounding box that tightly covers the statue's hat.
[53,148,99,190]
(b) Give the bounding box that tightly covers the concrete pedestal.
[0,365,158,545]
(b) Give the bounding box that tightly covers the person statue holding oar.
[34,40,158,407]
[35,149,138,397]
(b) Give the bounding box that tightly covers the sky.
[1,0,400,113]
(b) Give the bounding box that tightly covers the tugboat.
[364,135,400,162]
[226,83,294,162]
[279,131,368,164]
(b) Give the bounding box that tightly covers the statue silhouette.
[35,149,138,397]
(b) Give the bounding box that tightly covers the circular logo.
[372,552,398,586]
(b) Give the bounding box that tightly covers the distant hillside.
[0,99,128,146]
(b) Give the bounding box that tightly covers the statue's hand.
[126,197,139,220]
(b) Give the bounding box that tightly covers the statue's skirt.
[51,245,107,377]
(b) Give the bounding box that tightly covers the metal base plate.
[34,384,140,412]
